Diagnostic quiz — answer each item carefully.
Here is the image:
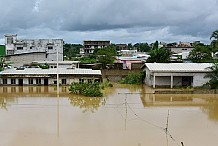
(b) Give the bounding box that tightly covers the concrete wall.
[193,73,209,87]
[6,53,46,67]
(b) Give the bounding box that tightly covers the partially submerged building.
[143,63,212,88]
[0,68,102,86]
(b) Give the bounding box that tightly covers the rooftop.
[144,63,212,73]
[0,68,101,75]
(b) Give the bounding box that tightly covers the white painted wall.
[193,73,209,87]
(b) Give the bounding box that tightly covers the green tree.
[64,43,83,59]
[210,30,218,40]
[133,43,151,52]
[187,44,212,63]
[210,30,218,53]
[94,45,117,69]
[153,40,159,49]
[146,48,171,63]
[204,62,218,89]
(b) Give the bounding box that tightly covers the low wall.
[101,69,141,82]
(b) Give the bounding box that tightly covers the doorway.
[182,76,193,86]
[44,78,48,86]
[18,79,23,86]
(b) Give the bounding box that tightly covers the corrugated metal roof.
[0,68,101,75]
[145,63,212,72]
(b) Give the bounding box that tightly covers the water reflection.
[0,85,218,146]
[0,96,7,110]
[202,97,218,121]
[68,95,106,113]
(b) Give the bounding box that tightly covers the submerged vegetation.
[69,81,103,97]
[120,72,145,84]
[69,80,113,97]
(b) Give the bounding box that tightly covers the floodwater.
[0,85,218,146]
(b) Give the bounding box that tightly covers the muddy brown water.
[0,85,218,146]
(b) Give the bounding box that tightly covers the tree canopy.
[187,43,212,63]
[94,45,117,69]
[146,48,171,63]
[210,30,218,40]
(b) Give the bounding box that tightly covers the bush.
[69,81,103,97]
[120,72,145,84]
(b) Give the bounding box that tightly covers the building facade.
[4,34,63,67]
[143,63,212,88]
[83,40,110,54]
[0,68,102,86]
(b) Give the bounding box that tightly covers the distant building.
[116,44,128,51]
[4,34,63,67]
[143,63,212,88]
[166,42,194,54]
[83,40,110,54]
[0,68,102,86]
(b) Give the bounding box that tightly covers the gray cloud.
[0,0,218,44]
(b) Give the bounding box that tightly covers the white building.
[143,63,212,88]
[0,68,102,86]
[4,34,63,67]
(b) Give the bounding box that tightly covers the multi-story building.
[83,40,110,54]
[4,34,63,67]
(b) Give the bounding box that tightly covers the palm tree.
[204,62,218,89]
[210,30,218,40]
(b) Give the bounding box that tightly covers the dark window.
[29,79,33,84]
[3,78,7,84]
[17,47,23,50]
[48,46,53,49]
[88,79,92,84]
[36,78,41,84]
[7,50,14,55]
[79,79,84,83]
[11,79,16,84]
[62,79,66,84]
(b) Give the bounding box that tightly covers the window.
[36,78,41,84]
[3,78,7,84]
[88,79,92,84]
[7,50,14,55]
[7,37,13,44]
[62,79,66,85]
[11,79,16,84]
[79,79,84,83]
[28,79,33,84]
[17,47,23,50]
[48,46,53,49]
[30,47,33,49]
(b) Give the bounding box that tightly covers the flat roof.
[0,68,101,75]
[145,63,212,73]
[32,61,80,64]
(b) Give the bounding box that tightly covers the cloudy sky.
[0,0,218,45]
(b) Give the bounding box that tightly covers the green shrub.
[120,72,145,84]
[69,81,103,97]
